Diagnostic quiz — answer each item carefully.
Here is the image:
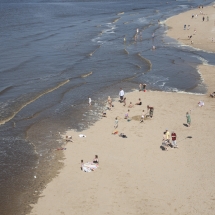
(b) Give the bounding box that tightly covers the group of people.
[139,83,147,92]
[162,129,178,151]
[81,155,99,172]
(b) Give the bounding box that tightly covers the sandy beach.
[166,4,215,52]
[29,5,215,215]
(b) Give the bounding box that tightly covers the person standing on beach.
[202,16,205,21]
[119,88,125,102]
[186,111,191,127]
[143,83,147,92]
[139,83,143,91]
[107,96,112,110]
[140,110,145,123]
[89,97,92,106]
[171,131,178,148]
[165,129,171,143]
[114,117,118,128]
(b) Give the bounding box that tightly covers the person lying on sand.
[112,130,118,135]
[135,98,142,105]
[198,100,204,107]
[65,136,73,142]
[210,92,215,98]
[102,111,107,117]
[119,133,127,138]
[128,102,134,108]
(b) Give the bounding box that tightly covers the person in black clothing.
[135,98,142,105]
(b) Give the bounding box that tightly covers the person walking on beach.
[114,117,118,128]
[171,131,178,148]
[202,16,205,21]
[186,111,191,127]
[107,96,112,110]
[123,97,126,106]
[88,97,92,106]
[119,88,125,102]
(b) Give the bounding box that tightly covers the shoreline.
[29,65,215,215]
[165,5,215,53]
[29,5,215,215]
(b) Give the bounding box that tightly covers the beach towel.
[79,134,86,138]
[82,162,98,172]
[82,166,92,172]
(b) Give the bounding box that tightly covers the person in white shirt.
[119,88,125,102]
[88,97,91,106]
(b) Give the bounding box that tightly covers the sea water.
[0,0,215,214]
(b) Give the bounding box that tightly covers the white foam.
[138,17,147,23]
[191,55,209,65]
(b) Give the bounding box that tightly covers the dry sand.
[166,5,215,52]
[29,6,215,215]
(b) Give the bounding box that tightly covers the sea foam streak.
[0,80,69,126]
[137,53,152,72]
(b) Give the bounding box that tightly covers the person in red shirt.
[171,131,178,148]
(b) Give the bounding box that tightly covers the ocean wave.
[0,80,70,126]
[112,17,121,23]
[137,53,152,72]
[192,56,209,65]
[0,57,37,74]
[88,45,101,57]
[81,71,93,78]
[124,49,129,54]
[32,33,59,42]
[135,64,141,69]
[0,86,13,96]
[117,12,124,15]
[138,17,147,23]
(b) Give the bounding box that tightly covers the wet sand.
[29,5,215,215]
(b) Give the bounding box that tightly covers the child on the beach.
[140,110,145,123]
[124,109,130,119]
[114,117,118,128]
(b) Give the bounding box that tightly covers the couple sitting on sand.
[81,155,99,172]
[127,98,142,108]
